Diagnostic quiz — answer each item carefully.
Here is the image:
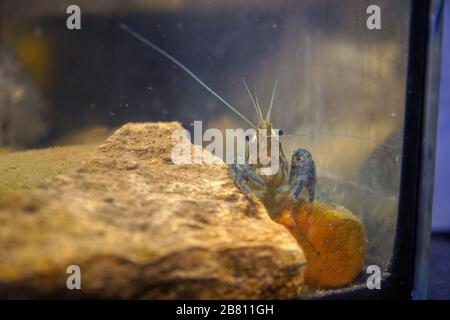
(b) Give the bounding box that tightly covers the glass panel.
[0,0,412,297]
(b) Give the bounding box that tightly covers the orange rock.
[276,200,366,288]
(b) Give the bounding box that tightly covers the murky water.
[0,0,412,297]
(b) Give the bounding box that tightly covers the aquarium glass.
[0,0,414,297]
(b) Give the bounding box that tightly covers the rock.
[276,200,366,288]
[0,122,306,299]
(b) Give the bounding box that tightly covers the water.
[0,0,414,298]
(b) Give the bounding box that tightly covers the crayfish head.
[254,119,283,145]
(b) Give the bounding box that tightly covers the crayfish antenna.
[266,78,278,122]
[254,85,264,123]
[242,79,262,122]
[119,23,256,129]
[280,133,400,149]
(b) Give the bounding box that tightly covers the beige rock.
[0,122,305,299]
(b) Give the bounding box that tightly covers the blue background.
[432,0,450,231]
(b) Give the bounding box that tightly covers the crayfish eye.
[278,129,284,136]
[245,135,250,141]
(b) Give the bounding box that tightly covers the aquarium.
[0,0,442,299]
